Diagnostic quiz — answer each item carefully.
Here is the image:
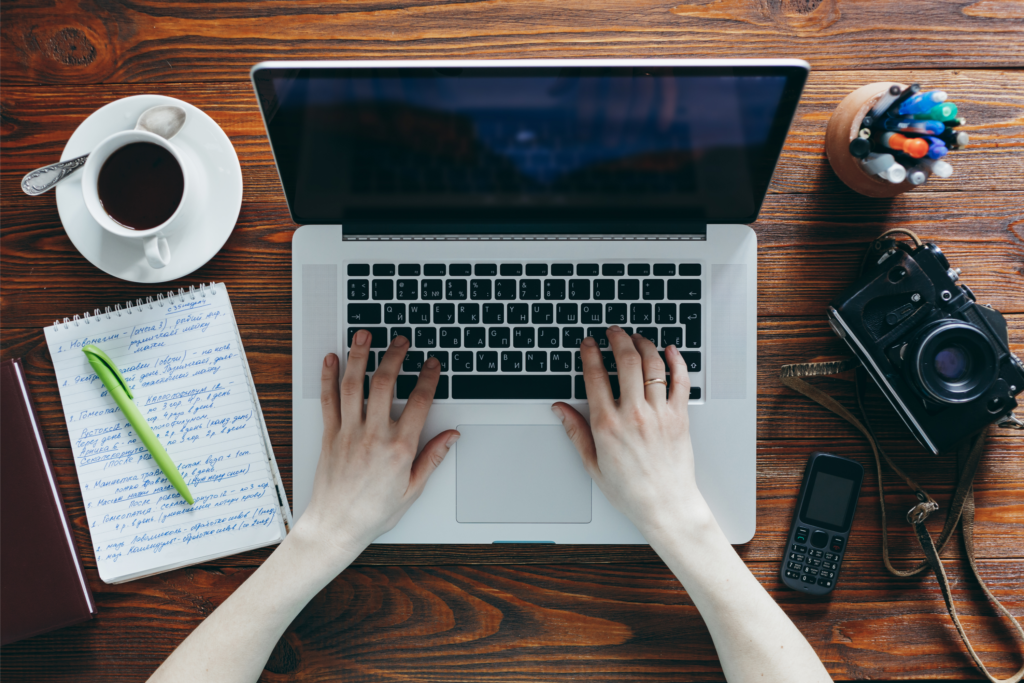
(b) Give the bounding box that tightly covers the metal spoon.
[20,105,187,196]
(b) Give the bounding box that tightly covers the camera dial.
[907,320,999,404]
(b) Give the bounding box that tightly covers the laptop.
[251,59,809,544]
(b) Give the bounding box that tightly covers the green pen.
[82,345,194,505]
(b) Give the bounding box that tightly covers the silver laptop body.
[252,59,810,544]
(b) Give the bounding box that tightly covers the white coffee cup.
[81,130,189,270]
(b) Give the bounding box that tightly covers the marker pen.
[883,118,945,135]
[913,102,958,121]
[887,84,921,115]
[878,162,907,184]
[937,129,969,148]
[925,136,949,159]
[861,152,895,175]
[849,137,872,159]
[898,90,948,116]
[918,157,953,178]
[907,167,929,186]
[880,131,929,158]
[870,85,904,119]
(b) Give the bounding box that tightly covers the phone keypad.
[789,542,843,588]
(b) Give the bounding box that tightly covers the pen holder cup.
[826,82,915,198]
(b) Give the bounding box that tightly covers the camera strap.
[780,358,1024,682]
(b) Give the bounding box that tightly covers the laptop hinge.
[339,222,708,241]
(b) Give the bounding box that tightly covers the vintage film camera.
[827,238,1024,454]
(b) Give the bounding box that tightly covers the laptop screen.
[252,62,807,232]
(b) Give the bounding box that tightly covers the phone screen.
[804,472,856,528]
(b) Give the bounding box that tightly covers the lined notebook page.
[44,284,290,584]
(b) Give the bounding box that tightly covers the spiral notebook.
[44,283,291,584]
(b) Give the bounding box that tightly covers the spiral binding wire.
[52,282,218,330]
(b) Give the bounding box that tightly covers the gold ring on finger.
[643,378,668,387]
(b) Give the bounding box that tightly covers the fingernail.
[551,405,565,422]
[354,329,369,346]
[582,337,597,347]
[393,335,409,347]
[325,353,337,367]
[669,344,680,357]
[608,325,621,333]
[445,432,461,449]
[425,356,439,369]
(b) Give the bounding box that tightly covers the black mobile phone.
[780,452,864,595]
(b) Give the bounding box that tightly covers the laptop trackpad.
[456,424,592,523]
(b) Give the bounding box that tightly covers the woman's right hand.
[551,326,709,537]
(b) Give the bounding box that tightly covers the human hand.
[294,331,459,567]
[551,326,707,537]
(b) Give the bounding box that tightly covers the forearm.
[644,503,832,683]
[148,529,362,683]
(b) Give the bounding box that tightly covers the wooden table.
[2,1,1022,680]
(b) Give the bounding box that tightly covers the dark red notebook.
[1,358,96,646]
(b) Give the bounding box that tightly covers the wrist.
[638,493,718,549]
[286,515,368,578]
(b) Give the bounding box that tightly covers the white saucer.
[56,95,243,283]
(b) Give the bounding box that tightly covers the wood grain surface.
[1,0,1022,681]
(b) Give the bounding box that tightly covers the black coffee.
[97,142,184,230]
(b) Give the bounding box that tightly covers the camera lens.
[907,321,998,404]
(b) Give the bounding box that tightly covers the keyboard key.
[627,263,650,276]
[396,279,418,300]
[470,279,492,300]
[602,263,624,276]
[439,327,461,348]
[383,303,405,324]
[679,304,701,348]
[662,327,683,349]
[593,279,615,300]
[348,279,369,300]
[475,264,497,276]
[501,351,523,372]
[630,303,652,325]
[363,376,370,398]
[513,327,535,348]
[618,279,640,300]
[520,279,541,300]
[785,570,800,580]
[397,375,449,400]
[372,280,394,300]
[348,327,388,348]
[643,279,664,300]
[532,303,553,324]
[557,303,578,324]
[483,303,504,324]
[655,303,677,324]
[577,263,599,276]
[668,279,701,300]
[454,375,571,399]
[575,351,583,372]
[801,575,815,584]
[580,303,602,324]
[507,303,529,324]
[408,303,430,324]
[476,351,499,372]
[457,303,478,325]
[495,279,517,300]
[348,349,376,372]
[348,264,370,276]
[653,263,675,276]
[678,264,701,276]
[550,351,572,372]
[348,303,381,325]
[682,352,701,372]
[450,264,472,276]
[433,303,456,325]
[602,351,617,372]
[563,327,585,348]
[403,351,424,372]
[544,279,566,300]
[620,326,634,335]
[689,387,701,400]
[575,375,620,399]
[446,279,468,300]
[538,327,560,348]
[373,264,395,277]
[817,578,833,588]
[605,303,627,325]
[526,350,547,371]
[421,279,444,300]
[464,327,486,348]
[424,264,446,276]
[398,264,420,276]
[568,279,590,300]
[390,327,412,344]
[500,263,522,276]
[588,327,609,348]
[488,327,511,348]
[526,263,548,276]
[551,264,573,276]
[452,351,473,372]
[415,327,437,348]
[636,327,658,345]
[427,350,448,371]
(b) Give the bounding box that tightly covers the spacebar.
[452,375,572,400]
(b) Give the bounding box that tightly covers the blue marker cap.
[898,90,948,116]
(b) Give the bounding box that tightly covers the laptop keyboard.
[345,262,702,401]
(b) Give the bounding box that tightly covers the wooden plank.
[3,70,1022,202]
[3,0,1024,86]
[1,558,1020,682]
